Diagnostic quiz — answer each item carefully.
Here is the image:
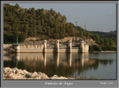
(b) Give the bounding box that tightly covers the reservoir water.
[4,52,116,79]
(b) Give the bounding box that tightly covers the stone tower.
[80,40,89,53]
[56,40,59,53]
[43,40,47,53]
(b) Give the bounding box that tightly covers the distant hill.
[88,30,116,38]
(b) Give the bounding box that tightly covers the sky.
[9,2,116,32]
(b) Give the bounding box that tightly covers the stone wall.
[80,40,89,53]
[16,44,44,53]
[4,40,89,53]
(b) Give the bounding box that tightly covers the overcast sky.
[9,2,116,32]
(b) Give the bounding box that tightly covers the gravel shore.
[4,67,68,80]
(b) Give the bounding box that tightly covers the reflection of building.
[14,52,90,67]
[80,52,89,67]
[69,52,72,67]
[4,52,114,79]
[4,52,113,71]
[56,53,59,67]
[44,53,47,67]
[5,52,113,71]
[16,53,44,61]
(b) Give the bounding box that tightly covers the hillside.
[4,3,116,51]
[4,3,77,40]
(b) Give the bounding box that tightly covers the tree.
[24,24,29,38]
[15,3,20,9]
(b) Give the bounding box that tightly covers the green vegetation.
[4,3,76,41]
[4,3,116,51]
[89,36,116,51]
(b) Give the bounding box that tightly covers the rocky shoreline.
[4,67,69,80]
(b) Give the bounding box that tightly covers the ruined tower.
[80,40,89,53]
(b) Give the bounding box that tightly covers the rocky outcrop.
[4,67,68,80]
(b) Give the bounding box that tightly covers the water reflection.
[4,52,115,79]
[44,53,47,67]
[56,53,60,67]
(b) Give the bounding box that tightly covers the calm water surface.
[4,52,116,79]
